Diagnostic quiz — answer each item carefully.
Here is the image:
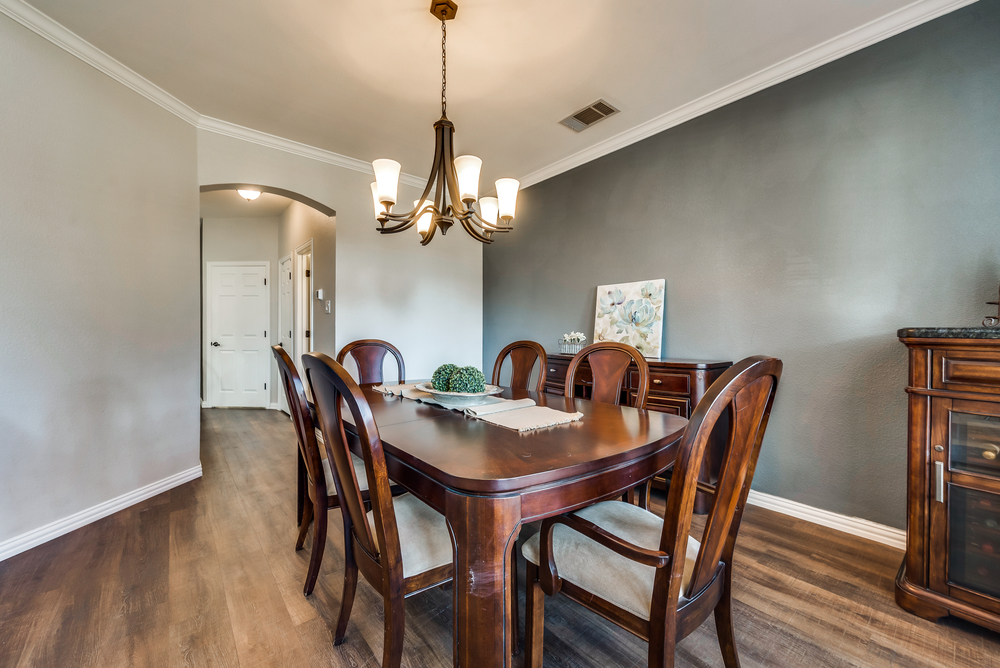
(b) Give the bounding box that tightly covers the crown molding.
[517,0,980,188]
[0,0,423,186]
[0,0,201,124]
[196,116,426,188]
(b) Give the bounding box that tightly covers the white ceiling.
[200,190,292,218]
[24,0,952,188]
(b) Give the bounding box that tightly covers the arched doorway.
[199,185,335,412]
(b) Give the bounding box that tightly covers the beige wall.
[0,14,200,550]
[278,201,336,368]
[202,216,281,404]
[197,130,484,379]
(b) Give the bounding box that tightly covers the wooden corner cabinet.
[897,328,1000,633]
[544,353,732,513]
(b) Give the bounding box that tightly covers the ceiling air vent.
[560,99,620,132]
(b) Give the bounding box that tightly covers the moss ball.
[432,364,459,391]
[449,366,486,393]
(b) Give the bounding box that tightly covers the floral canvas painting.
[594,279,665,357]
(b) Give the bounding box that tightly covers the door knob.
[211,341,221,347]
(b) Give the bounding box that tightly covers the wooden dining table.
[338,383,688,668]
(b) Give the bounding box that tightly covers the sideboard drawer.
[642,394,690,417]
[630,369,690,395]
[933,350,1000,394]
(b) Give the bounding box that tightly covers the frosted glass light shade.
[414,200,433,234]
[370,182,386,216]
[237,189,261,201]
[495,178,520,220]
[479,197,499,226]
[372,159,401,204]
[454,155,482,202]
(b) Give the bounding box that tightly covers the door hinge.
[264,382,267,390]
[289,272,292,279]
[264,330,267,338]
[305,269,311,278]
[264,277,267,285]
[306,330,311,338]
[288,330,292,337]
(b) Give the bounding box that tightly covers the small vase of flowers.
[558,331,587,355]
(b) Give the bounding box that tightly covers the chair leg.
[382,590,406,668]
[296,449,306,526]
[334,522,358,645]
[295,498,314,551]
[714,566,742,668]
[510,542,520,656]
[637,481,651,510]
[524,562,545,668]
[303,502,327,596]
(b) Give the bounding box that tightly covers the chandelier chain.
[441,20,447,116]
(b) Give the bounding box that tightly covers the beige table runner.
[372,384,582,431]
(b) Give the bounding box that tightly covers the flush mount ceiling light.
[370,1,519,246]
[237,189,261,201]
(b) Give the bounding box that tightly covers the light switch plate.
[315,288,324,300]
[325,300,332,314]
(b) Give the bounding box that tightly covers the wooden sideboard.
[896,329,1000,633]
[544,353,732,512]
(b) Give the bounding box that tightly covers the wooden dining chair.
[272,345,376,596]
[302,352,454,667]
[522,356,782,668]
[565,341,650,409]
[492,340,548,391]
[336,339,405,385]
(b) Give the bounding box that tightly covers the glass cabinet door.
[930,398,1000,601]
[950,411,1000,478]
[948,486,1000,598]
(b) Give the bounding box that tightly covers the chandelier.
[369,1,519,246]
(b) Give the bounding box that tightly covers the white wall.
[202,216,281,404]
[197,130,484,379]
[0,14,200,552]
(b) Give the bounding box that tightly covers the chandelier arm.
[459,216,494,243]
[420,216,439,246]
[458,208,512,233]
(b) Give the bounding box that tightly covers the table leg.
[446,490,521,668]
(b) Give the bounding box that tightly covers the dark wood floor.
[2,408,1000,667]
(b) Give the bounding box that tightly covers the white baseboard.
[269,402,280,410]
[746,489,906,550]
[201,400,211,408]
[0,465,203,562]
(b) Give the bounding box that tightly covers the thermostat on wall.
[315,289,324,300]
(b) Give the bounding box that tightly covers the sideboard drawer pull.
[652,379,662,385]
[549,368,556,373]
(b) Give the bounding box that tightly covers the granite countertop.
[898,327,1000,339]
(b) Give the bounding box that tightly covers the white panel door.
[278,255,293,413]
[208,263,269,408]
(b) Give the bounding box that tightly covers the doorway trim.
[294,240,314,378]
[203,260,272,409]
[277,252,293,414]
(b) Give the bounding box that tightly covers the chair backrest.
[564,342,650,409]
[654,356,782,610]
[492,340,548,391]
[302,352,402,574]
[271,345,326,497]
[336,339,405,385]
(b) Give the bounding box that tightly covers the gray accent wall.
[0,14,200,546]
[484,0,1000,528]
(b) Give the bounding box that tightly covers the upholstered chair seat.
[366,493,454,578]
[522,501,702,620]
[321,453,369,492]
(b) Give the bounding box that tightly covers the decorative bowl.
[416,382,503,407]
